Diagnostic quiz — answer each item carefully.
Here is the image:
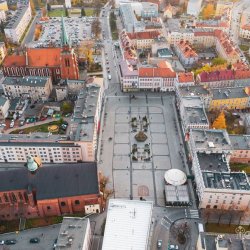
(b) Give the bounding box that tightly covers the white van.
[108,74,112,80]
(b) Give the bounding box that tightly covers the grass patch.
[205,223,250,234]
[48,9,66,17]
[239,45,249,51]
[0,220,19,233]
[85,8,95,16]
[25,216,63,229]
[10,120,66,134]
[230,163,250,174]
[110,12,118,40]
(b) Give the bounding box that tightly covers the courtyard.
[98,94,187,206]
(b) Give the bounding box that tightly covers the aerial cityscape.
[0,0,249,249]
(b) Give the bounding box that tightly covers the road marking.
[188,209,200,219]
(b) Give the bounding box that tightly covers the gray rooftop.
[0,163,99,200]
[120,60,138,77]
[202,171,250,190]
[200,233,249,250]
[56,217,89,249]
[229,135,250,150]
[212,87,249,100]
[181,97,208,125]
[5,6,30,29]
[190,129,232,152]
[197,152,229,172]
[178,85,211,97]
[3,76,50,88]
[0,96,8,106]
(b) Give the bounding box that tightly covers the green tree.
[81,8,86,16]
[212,57,227,66]
[65,8,69,17]
[61,101,73,114]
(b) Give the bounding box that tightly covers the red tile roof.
[3,55,26,67]
[178,72,194,83]
[127,31,161,40]
[139,67,176,78]
[199,69,250,82]
[27,48,61,67]
[176,40,198,58]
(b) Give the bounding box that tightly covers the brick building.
[0,163,102,220]
[2,17,79,82]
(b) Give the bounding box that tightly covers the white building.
[0,96,9,121]
[239,6,250,40]
[2,76,53,101]
[0,9,6,22]
[4,4,32,44]
[102,199,153,250]
[187,0,203,17]
[65,0,72,8]
[56,217,91,250]
[188,129,250,211]
[0,42,7,64]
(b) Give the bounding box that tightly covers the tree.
[41,7,47,17]
[65,7,69,17]
[77,40,94,65]
[91,19,101,39]
[30,0,36,15]
[212,112,227,130]
[61,101,73,114]
[34,25,42,41]
[202,3,215,20]
[212,57,227,66]
[47,3,51,11]
[93,0,102,16]
[81,8,86,16]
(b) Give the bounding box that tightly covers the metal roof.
[102,199,153,250]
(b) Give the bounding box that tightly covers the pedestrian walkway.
[186,209,200,219]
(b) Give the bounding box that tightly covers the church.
[2,17,79,83]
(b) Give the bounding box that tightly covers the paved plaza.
[98,94,187,206]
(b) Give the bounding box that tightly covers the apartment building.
[188,129,250,211]
[176,85,212,109]
[239,6,250,40]
[215,31,242,64]
[167,29,194,45]
[120,60,139,92]
[193,29,216,48]
[0,163,102,220]
[127,30,161,49]
[174,40,198,67]
[176,72,195,87]
[56,217,92,250]
[215,0,233,16]
[138,66,176,91]
[230,135,250,164]
[187,0,202,17]
[0,42,7,64]
[4,4,32,44]
[0,96,9,121]
[2,76,53,101]
[197,69,250,88]
[0,0,8,11]
[178,97,209,135]
[209,87,249,111]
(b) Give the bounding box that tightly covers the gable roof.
[139,67,176,78]
[3,54,26,67]
[0,163,99,200]
[127,30,160,40]
[27,48,62,67]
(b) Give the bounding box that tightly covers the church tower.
[60,17,79,80]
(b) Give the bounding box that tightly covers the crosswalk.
[186,209,200,219]
[160,216,173,229]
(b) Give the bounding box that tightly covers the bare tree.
[91,19,101,39]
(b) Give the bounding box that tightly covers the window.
[47,206,51,210]
[75,200,80,205]
[61,202,66,206]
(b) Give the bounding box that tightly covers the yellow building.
[209,87,249,111]
[0,1,8,11]
[215,0,233,16]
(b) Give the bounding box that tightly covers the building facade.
[2,76,53,101]
[0,96,9,121]
[4,4,32,44]
[0,163,102,220]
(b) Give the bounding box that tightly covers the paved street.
[0,224,60,250]
[22,11,41,46]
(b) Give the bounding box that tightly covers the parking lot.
[98,94,187,206]
[33,17,95,47]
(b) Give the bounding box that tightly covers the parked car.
[157,240,162,248]
[0,240,4,245]
[5,239,16,245]
[39,116,47,121]
[30,237,40,243]
[10,120,14,128]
